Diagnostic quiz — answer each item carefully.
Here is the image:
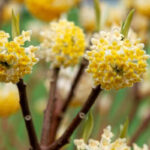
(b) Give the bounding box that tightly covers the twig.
[129,83,141,122]
[49,59,87,144]
[17,79,40,150]
[49,85,102,150]
[49,97,63,144]
[129,113,150,146]
[41,67,60,150]
[62,59,88,113]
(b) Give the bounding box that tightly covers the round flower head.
[135,0,150,17]
[40,19,85,67]
[0,30,38,83]
[25,0,81,21]
[13,0,24,3]
[0,83,20,117]
[1,2,21,23]
[86,27,149,90]
[74,126,148,150]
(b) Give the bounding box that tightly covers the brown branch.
[129,113,150,146]
[48,85,102,150]
[49,59,87,144]
[62,58,88,113]
[40,67,60,150]
[17,79,40,150]
[49,98,63,144]
[129,83,141,122]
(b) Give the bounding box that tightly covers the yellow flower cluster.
[135,0,150,17]
[40,19,85,67]
[86,27,149,90]
[0,83,20,117]
[25,0,80,21]
[0,30,38,83]
[74,126,148,150]
[13,0,24,3]
[1,2,21,23]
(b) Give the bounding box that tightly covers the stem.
[62,59,87,113]
[49,59,87,144]
[49,85,102,150]
[49,97,63,144]
[129,83,141,122]
[17,79,40,150]
[129,113,150,146]
[41,67,60,150]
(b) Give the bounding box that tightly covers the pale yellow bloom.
[0,83,20,117]
[1,2,21,23]
[13,0,24,3]
[40,19,85,68]
[74,139,88,150]
[79,2,125,32]
[86,27,149,90]
[122,0,135,8]
[105,5,126,28]
[79,6,96,32]
[74,126,148,150]
[0,30,38,83]
[132,13,149,43]
[25,0,81,21]
[133,144,149,150]
[135,0,150,17]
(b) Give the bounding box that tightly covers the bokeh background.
[0,0,150,149]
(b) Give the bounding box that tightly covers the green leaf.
[119,118,129,138]
[11,10,20,39]
[67,7,80,27]
[121,21,125,32]
[94,0,101,32]
[82,110,94,142]
[121,9,135,38]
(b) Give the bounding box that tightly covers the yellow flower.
[105,5,126,28]
[40,19,85,67]
[0,30,38,83]
[123,0,135,8]
[135,0,150,17]
[79,6,96,32]
[86,27,149,90]
[25,0,81,21]
[0,83,20,117]
[132,13,149,43]
[1,2,21,23]
[74,126,148,150]
[74,139,87,150]
[13,0,24,3]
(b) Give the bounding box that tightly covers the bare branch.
[17,79,40,150]
[49,59,87,144]
[129,113,150,146]
[49,85,102,150]
[41,67,60,150]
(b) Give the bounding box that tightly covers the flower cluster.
[25,0,80,21]
[135,0,150,17]
[40,19,85,67]
[0,30,38,83]
[0,83,20,117]
[74,126,148,150]
[85,27,149,90]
